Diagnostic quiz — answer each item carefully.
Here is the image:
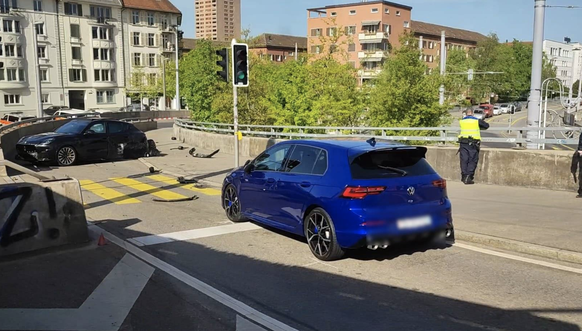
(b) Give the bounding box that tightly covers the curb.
[456,230,582,265]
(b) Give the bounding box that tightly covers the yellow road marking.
[147,175,221,196]
[511,116,526,126]
[561,144,575,151]
[80,180,141,204]
[111,177,188,201]
[552,146,560,150]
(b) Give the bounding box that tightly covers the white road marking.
[89,225,298,331]
[455,242,582,275]
[127,222,262,246]
[237,315,268,331]
[0,254,154,331]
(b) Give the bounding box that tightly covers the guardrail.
[174,119,581,147]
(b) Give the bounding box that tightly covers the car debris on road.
[153,195,199,203]
[189,148,220,158]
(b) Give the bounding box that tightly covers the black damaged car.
[16,119,148,166]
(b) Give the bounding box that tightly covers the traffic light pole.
[233,82,239,168]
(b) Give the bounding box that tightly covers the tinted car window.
[108,121,126,133]
[285,145,324,174]
[253,145,291,172]
[87,123,106,134]
[312,150,328,175]
[8,116,18,122]
[56,121,89,134]
[350,149,436,179]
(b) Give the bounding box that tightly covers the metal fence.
[174,119,581,148]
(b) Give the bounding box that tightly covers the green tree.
[368,33,448,131]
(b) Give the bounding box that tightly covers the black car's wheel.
[304,208,345,261]
[223,184,246,222]
[56,146,77,166]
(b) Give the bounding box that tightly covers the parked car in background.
[499,104,510,114]
[473,109,485,120]
[478,104,494,118]
[122,104,150,112]
[0,112,36,126]
[493,106,502,116]
[53,109,100,120]
[43,106,71,116]
[222,140,454,261]
[514,102,523,112]
[16,119,148,166]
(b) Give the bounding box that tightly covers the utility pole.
[295,42,298,61]
[439,31,446,106]
[526,0,546,150]
[173,27,180,110]
[419,35,423,60]
[231,39,239,167]
[162,56,166,111]
[32,22,43,118]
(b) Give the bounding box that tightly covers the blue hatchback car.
[222,139,454,261]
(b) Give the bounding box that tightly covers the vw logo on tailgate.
[407,187,415,196]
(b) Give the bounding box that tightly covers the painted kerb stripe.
[80,180,141,205]
[111,177,188,201]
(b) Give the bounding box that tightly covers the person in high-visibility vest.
[458,109,489,184]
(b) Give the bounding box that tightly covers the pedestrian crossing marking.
[111,177,189,201]
[80,180,141,205]
[147,175,221,196]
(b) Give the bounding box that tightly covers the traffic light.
[232,43,248,87]
[216,48,228,82]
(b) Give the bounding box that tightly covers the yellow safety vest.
[458,118,481,140]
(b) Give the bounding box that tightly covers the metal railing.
[174,119,581,148]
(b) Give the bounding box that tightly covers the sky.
[174,0,582,43]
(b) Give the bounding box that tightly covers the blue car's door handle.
[300,181,311,188]
[266,178,276,184]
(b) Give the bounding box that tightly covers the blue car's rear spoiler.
[348,146,428,164]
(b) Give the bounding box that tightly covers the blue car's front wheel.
[304,208,345,261]
[223,184,246,223]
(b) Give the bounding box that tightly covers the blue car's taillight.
[341,186,386,199]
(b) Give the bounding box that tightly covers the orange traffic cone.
[97,234,107,246]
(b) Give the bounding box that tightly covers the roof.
[410,21,487,43]
[181,38,230,51]
[250,34,308,50]
[122,0,181,14]
[308,0,412,12]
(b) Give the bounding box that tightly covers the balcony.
[358,69,382,78]
[70,37,82,44]
[163,43,176,53]
[72,59,83,65]
[358,51,387,62]
[358,32,388,44]
[38,58,50,65]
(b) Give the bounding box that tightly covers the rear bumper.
[16,144,54,163]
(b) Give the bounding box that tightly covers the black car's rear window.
[350,149,436,179]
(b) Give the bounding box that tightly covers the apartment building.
[122,0,181,108]
[250,33,307,63]
[543,39,582,88]
[195,0,240,42]
[0,0,181,117]
[307,0,412,81]
[413,21,486,71]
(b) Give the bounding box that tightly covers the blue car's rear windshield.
[350,149,436,179]
[55,121,88,134]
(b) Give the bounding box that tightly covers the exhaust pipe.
[380,241,390,249]
[367,245,378,250]
[380,244,388,249]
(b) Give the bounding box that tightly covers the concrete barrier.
[133,120,158,132]
[0,178,88,257]
[173,125,578,192]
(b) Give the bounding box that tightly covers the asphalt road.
[23,157,582,331]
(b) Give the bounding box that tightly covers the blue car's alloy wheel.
[224,185,245,222]
[305,208,345,261]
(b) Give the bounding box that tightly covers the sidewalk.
[143,128,582,263]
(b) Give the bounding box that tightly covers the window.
[147,73,156,85]
[310,28,322,37]
[6,68,17,81]
[345,26,356,36]
[147,33,155,46]
[4,94,21,105]
[93,26,110,40]
[349,10,356,15]
[35,23,44,35]
[148,53,156,67]
[3,19,13,32]
[404,21,410,28]
[70,24,80,38]
[252,144,292,172]
[64,2,82,16]
[429,41,434,49]
[69,68,86,82]
[4,44,15,57]
[90,5,111,22]
[385,8,389,14]
[0,70,3,80]
[37,46,47,58]
[396,10,401,16]
[40,69,48,81]
[330,11,336,17]
[93,48,99,60]
[348,43,355,52]
[147,12,154,26]
[383,24,391,34]
[133,53,141,66]
[326,27,337,37]
[284,146,327,175]
[350,149,435,179]
[101,69,110,81]
[132,10,139,24]
[87,122,106,133]
[108,121,127,133]
[310,45,321,54]
[72,46,81,60]
[133,32,140,45]
[100,48,109,60]
[34,0,41,11]
[371,8,378,13]
[41,94,49,103]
